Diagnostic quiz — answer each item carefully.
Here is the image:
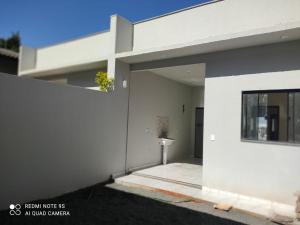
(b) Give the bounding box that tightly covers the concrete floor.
[133,163,202,188]
[115,163,296,221]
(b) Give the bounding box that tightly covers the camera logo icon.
[9,204,21,216]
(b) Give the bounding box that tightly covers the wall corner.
[18,45,36,76]
[110,14,133,54]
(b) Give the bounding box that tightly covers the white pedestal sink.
[159,138,175,165]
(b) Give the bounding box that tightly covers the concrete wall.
[0,65,130,210]
[130,40,300,205]
[18,0,300,76]
[18,32,110,75]
[18,46,36,72]
[131,40,300,77]
[19,15,132,77]
[36,32,110,70]
[203,70,300,206]
[40,69,106,89]
[127,71,192,170]
[200,40,300,206]
[112,15,133,53]
[133,0,300,51]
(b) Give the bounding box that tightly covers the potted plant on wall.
[95,71,114,92]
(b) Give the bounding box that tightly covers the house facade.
[18,0,300,211]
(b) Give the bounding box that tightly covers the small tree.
[0,32,21,52]
[95,72,114,92]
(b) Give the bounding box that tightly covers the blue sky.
[0,0,210,48]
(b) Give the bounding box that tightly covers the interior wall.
[127,71,192,170]
[190,86,205,157]
[0,65,130,210]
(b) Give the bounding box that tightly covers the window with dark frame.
[241,90,300,144]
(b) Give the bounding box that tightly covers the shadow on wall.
[205,40,300,77]
[131,40,300,77]
[40,69,107,89]
[126,71,193,170]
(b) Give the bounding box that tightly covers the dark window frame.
[241,89,300,144]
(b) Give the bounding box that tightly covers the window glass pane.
[295,93,300,143]
[267,92,288,142]
[258,94,268,141]
[288,93,294,142]
[242,91,291,143]
[243,94,258,139]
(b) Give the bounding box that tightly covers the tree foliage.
[0,32,21,52]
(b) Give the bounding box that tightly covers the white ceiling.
[147,63,205,86]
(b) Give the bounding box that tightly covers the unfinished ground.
[0,182,248,225]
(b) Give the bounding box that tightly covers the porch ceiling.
[140,63,205,86]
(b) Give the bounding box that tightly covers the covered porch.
[115,162,294,219]
[125,62,206,172]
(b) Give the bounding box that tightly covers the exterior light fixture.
[122,80,128,88]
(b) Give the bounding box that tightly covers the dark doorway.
[267,106,280,141]
[194,107,204,159]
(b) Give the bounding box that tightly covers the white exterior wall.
[133,0,300,51]
[127,71,192,169]
[35,32,110,70]
[203,70,300,205]
[0,63,130,210]
[18,16,133,77]
[113,15,133,53]
[18,46,36,72]
[18,0,300,76]
[10,0,300,209]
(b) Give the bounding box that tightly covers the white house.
[16,0,300,217]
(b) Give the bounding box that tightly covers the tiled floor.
[133,163,202,188]
[115,163,296,219]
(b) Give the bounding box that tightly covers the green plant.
[0,32,21,52]
[95,72,114,92]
